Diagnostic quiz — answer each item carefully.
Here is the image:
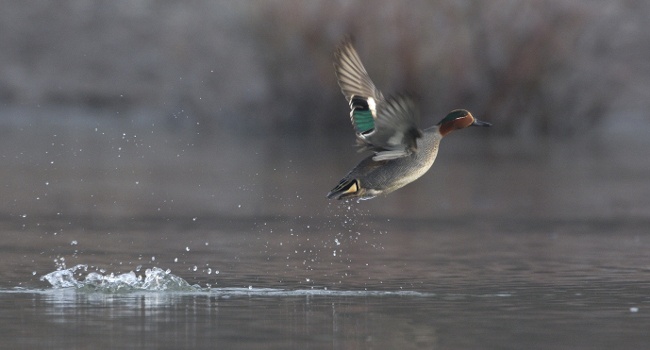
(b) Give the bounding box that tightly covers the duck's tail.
[327,178,362,200]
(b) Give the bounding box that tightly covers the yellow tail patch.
[343,181,358,194]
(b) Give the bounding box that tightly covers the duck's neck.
[424,125,444,138]
[438,122,457,137]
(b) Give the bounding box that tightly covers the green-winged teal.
[327,39,491,200]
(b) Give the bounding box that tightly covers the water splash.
[40,265,199,292]
[36,265,436,298]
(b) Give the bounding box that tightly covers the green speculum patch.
[353,109,374,133]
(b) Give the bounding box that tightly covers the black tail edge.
[327,179,359,200]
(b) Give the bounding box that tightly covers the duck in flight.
[327,39,492,200]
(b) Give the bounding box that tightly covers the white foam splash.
[40,265,199,292]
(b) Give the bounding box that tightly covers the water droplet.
[70,240,78,246]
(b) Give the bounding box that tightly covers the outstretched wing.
[334,39,422,160]
[334,39,384,138]
[334,39,384,104]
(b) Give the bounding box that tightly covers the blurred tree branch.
[0,0,647,137]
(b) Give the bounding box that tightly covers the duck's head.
[437,109,491,136]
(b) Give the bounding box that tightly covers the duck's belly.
[391,157,435,190]
[376,148,438,194]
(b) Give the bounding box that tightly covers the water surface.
[1,111,650,349]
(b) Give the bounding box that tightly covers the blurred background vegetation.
[2,0,648,137]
